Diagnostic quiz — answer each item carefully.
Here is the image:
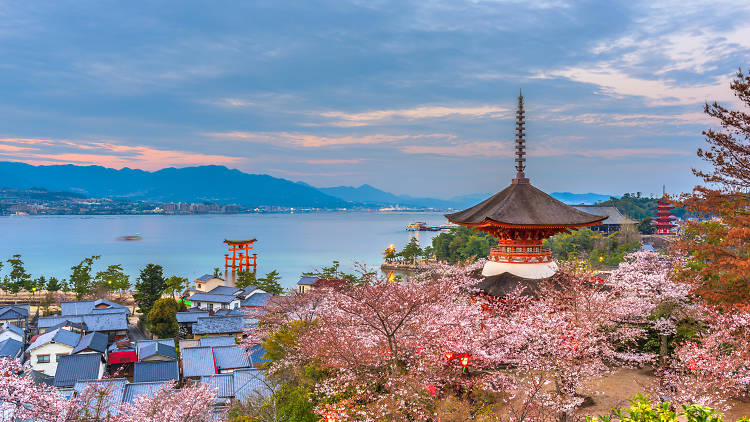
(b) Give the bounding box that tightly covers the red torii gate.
[224,238,258,274]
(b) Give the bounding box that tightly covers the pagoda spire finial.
[513,89,529,184]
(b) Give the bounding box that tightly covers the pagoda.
[445,92,605,295]
[653,187,676,235]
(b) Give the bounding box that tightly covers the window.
[37,354,50,363]
[55,353,67,362]
[222,303,228,309]
[208,303,214,311]
[197,284,202,289]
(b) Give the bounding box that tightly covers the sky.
[0,1,748,198]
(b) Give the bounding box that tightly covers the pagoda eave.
[450,218,605,230]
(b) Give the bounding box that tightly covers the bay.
[0,212,447,289]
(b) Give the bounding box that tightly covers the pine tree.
[133,264,166,317]
[147,297,180,338]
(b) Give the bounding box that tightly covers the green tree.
[301,260,374,285]
[70,255,101,299]
[133,264,166,317]
[46,276,64,292]
[431,226,497,263]
[94,264,130,296]
[257,270,283,295]
[2,254,32,294]
[397,237,423,262]
[235,270,257,289]
[29,276,46,295]
[213,267,221,278]
[147,297,180,338]
[164,275,189,298]
[638,217,655,234]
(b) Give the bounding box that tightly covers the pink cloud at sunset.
[0,138,241,171]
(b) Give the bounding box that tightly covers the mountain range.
[0,162,612,209]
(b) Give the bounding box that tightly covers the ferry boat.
[406,222,440,231]
[117,234,142,241]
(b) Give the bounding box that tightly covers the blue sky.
[0,1,748,198]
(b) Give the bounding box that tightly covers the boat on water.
[406,222,441,231]
[117,234,142,241]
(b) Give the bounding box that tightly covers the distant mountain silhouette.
[319,184,456,209]
[0,162,346,207]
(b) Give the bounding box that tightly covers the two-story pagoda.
[446,92,605,296]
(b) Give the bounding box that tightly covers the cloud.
[205,131,451,147]
[0,137,241,170]
[319,105,509,126]
[303,158,366,165]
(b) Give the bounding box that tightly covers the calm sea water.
[0,212,446,289]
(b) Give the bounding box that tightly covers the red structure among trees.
[654,188,676,235]
[224,238,258,274]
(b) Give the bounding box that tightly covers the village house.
[70,332,108,356]
[188,291,241,311]
[0,337,24,360]
[572,205,637,234]
[0,322,24,343]
[192,315,247,339]
[37,312,128,341]
[133,360,179,383]
[136,339,177,362]
[60,299,130,316]
[26,328,81,376]
[296,277,348,293]
[0,304,30,329]
[193,274,226,292]
[199,369,271,409]
[176,310,210,335]
[54,353,106,396]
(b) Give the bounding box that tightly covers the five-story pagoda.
[446,92,605,295]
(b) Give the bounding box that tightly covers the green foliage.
[397,237,423,262]
[2,254,32,294]
[638,217,655,234]
[70,255,101,299]
[29,275,46,293]
[213,267,221,277]
[431,226,498,264]
[586,394,740,422]
[257,270,284,295]
[147,297,180,338]
[596,192,687,220]
[164,275,189,297]
[45,276,64,292]
[302,260,373,285]
[544,227,640,267]
[235,270,257,290]
[94,264,130,294]
[133,263,166,317]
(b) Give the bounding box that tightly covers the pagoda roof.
[446,182,606,228]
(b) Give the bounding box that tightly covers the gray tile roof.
[2,322,24,337]
[123,381,172,403]
[195,274,216,282]
[54,353,103,388]
[208,286,242,296]
[138,342,177,361]
[192,316,245,335]
[181,346,216,378]
[0,305,30,319]
[73,378,126,416]
[241,285,260,296]
[28,328,81,351]
[200,373,234,398]
[571,205,637,225]
[176,311,210,324]
[61,300,130,316]
[249,345,269,365]
[212,308,245,316]
[38,313,128,332]
[297,276,317,286]
[241,292,272,308]
[213,345,252,371]
[199,336,236,347]
[72,332,108,354]
[0,338,23,359]
[44,320,88,333]
[26,369,54,386]
[187,292,238,304]
[234,369,272,400]
[134,360,179,383]
[135,339,175,354]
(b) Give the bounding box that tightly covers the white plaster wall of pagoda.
[481,261,558,279]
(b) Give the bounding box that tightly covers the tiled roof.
[44,320,88,333]
[176,311,210,324]
[2,322,24,337]
[123,381,172,403]
[249,344,269,365]
[213,308,245,316]
[27,328,81,351]
[138,342,177,361]
[241,292,272,308]
[213,345,252,371]
[200,336,236,347]
[61,300,130,316]
[192,316,245,335]
[26,369,54,386]
[0,305,30,319]
[297,276,317,286]
[572,205,637,225]
[208,286,242,296]
[241,285,260,296]
[135,339,175,354]
[38,313,128,332]
[187,292,238,304]
[0,338,23,359]
[181,346,216,378]
[72,332,108,354]
[133,360,179,383]
[233,369,272,400]
[73,378,126,416]
[54,353,103,388]
[195,274,216,282]
[200,373,234,398]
